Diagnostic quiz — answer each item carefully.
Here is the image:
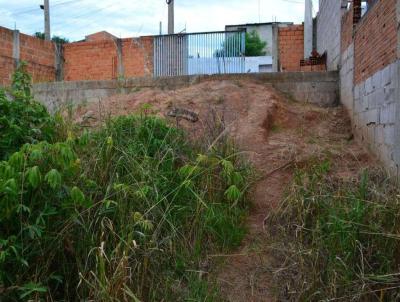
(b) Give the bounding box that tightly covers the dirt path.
[74,79,373,301]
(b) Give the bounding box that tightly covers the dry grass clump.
[266,160,400,301]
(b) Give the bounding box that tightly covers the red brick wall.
[0,26,56,86]
[341,6,354,52]
[64,40,119,81]
[20,33,55,83]
[0,27,14,86]
[0,56,15,87]
[64,36,154,81]
[1,26,155,85]
[5,25,334,83]
[354,0,397,84]
[122,37,153,78]
[278,25,304,72]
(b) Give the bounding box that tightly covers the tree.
[34,32,45,40]
[245,30,267,56]
[34,32,69,44]
[214,30,268,58]
[214,32,242,57]
[51,36,69,44]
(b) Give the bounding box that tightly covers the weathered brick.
[353,0,397,84]
[278,25,304,72]
[63,36,154,81]
[0,26,55,86]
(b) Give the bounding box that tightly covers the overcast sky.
[0,0,319,41]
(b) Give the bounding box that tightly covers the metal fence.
[153,30,246,77]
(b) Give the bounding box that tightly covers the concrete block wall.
[353,61,399,173]
[396,74,400,166]
[316,0,342,70]
[340,43,354,112]
[334,0,400,177]
[278,25,304,72]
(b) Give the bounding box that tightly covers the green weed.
[0,63,58,160]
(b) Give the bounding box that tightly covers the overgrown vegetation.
[0,63,57,160]
[266,161,400,301]
[0,67,251,301]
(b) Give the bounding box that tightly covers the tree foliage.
[215,30,268,57]
[245,30,267,56]
[34,32,69,44]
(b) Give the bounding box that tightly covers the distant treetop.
[34,32,69,44]
[245,30,267,57]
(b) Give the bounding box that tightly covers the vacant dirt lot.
[75,79,374,301]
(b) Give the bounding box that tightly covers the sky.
[0,0,319,41]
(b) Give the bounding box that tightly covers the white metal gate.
[153,30,246,77]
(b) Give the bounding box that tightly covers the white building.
[225,22,293,55]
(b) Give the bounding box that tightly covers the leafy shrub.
[0,63,56,160]
[0,114,251,301]
[0,141,86,300]
[266,162,400,301]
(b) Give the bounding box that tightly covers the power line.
[52,2,118,28]
[9,0,316,41]
[17,1,117,31]
[52,0,147,38]
[11,0,76,16]
[56,3,122,37]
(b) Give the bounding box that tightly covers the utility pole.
[42,0,51,40]
[167,0,174,34]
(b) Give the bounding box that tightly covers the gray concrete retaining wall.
[33,72,339,112]
[352,61,400,176]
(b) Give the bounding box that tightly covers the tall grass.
[266,160,400,301]
[1,104,251,301]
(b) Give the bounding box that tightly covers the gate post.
[272,24,279,72]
